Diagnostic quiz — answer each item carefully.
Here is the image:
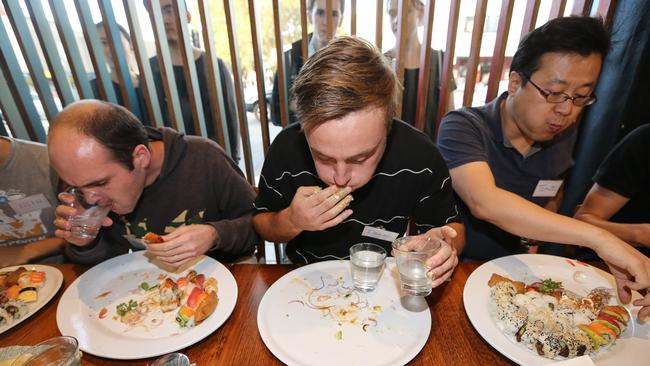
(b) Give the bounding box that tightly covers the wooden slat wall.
[519,0,541,42]
[350,0,357,36]
[247,0,271,155]
[549,0,567,19]
[414,0,437,131]
[435,0,462,134]
[393,0,411,119]
[375,0,383,49]
[485,0,515,103]
[272,0,289,129]
[462,0,489,107]
[223,0,255,185]
[198,0,229,151]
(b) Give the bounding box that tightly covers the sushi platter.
[0,265,63,335]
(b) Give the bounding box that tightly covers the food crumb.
[335,330,342,340]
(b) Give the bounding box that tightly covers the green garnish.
[140,282,150,291]
[335,330,342,340]
[539,278,562,294]
[116,299,138,316]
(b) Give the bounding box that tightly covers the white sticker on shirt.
[362,226,399,242]
[532,180,563,197]
[8,193,51,215]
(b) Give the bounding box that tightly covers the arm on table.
[451,161,650,318]
[0,237,66,267]
[575,184,650,248]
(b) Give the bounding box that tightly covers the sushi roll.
[0,307,12,326]
[18,287,37,303]
[2,299,28,320]
[17,271,46,288]
[159,278,181,313]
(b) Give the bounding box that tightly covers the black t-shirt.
[254,119,461,264]
[594,124,650,224]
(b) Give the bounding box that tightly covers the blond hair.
[292,36,399,131]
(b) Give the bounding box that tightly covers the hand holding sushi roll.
[145,225,219,268]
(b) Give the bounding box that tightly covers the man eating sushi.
[253,36,464,288]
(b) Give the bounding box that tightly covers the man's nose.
[554,98,574,115]
[333,163,351,187]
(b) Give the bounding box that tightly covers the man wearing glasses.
[437,16,628,259]
[437,17,650,319]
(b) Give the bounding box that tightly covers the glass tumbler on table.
[12,336,81,366]
[349,243,387,292]
[392,236,441,296]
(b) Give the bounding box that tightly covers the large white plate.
[0,264,63,335]
[463,254,649,366]
[257,259,431,366]
[56,252,237,359]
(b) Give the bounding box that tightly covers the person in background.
[437,16,650,319]
[93,21,149,125]
[48,100,258,267]
[270,0,345,126]
[575,124,650,257]
[384,0,454,138]
[144,0,240,163]
[254,36,463,288]
[0,136,65,266]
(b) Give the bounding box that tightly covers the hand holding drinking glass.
[54,188,112,246]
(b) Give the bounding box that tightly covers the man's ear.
[508,71,523,94]
[132,144,152,169]
[186,11,191,24]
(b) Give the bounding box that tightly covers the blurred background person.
[271,0,345,126]
[384,0,454,140]
[145,0,241,163]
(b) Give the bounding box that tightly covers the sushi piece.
[18,287,37,303]
[2,299,28,320]
[0,307,12,326]
[143,232,164,244]
[175,287,218,327]
[159,278,181,312]
[601,305,630,324]
[18,271,46,288]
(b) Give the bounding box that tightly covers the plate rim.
[0,264,64,335]
[55,252,237,360]
[257,259,432,366]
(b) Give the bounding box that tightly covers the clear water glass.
[392,236,441,296]
[349,243,386,292]
[13,336,81,366]
[61,188,111,240]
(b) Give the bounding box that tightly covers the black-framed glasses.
[522,73,597,107]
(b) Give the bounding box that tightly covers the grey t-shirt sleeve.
[436,109,489,170]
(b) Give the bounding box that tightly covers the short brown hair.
[308,0,346,13]
[292,36,398,131]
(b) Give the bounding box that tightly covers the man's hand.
[401,226,459,288]
[53,193,112,246]
[594,234,650,321]
[146,225,218,268]
[286,185,354,232]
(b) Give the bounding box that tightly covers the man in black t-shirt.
[254,37,464,288]
[575,124,650,256]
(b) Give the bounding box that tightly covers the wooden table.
[0,262,513,365]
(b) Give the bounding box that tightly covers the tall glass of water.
[392,236,441,296]
[61,188,112,240]
[349,243,386,292]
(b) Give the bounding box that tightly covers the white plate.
[257,259,431,366]
[0,264,63,335]
[56,252,237,359]
[463,254,649,366]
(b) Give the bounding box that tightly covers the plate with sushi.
[463,254,648,366]
[0,265,63,334]
[56,251,237,359]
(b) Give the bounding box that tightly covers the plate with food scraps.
[56,251,237,359]
[463,254,648,366]
[257,259,431,366]
[1,264,63,335]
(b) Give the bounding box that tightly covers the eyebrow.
[548,77,594,89]
[78,177,110,189]
[311,144,380,162]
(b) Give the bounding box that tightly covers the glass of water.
[392,236,441,296]
[349,243,387,292]
[60,188,112,240]
[13,336,81,366]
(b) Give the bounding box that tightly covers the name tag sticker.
[361,226,399,242]
[532,180,563,197]
[8,193,52,215]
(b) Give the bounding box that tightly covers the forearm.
[252,209,302,243]
[0,237,66,266]
[574,213,650,248]
[209,215,260,258]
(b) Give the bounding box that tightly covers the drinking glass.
[349,243,386,292]
[12,336,81,366]
[392,236,441,296]
[60,188,111,240]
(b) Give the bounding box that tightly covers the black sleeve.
[594,125,650,198]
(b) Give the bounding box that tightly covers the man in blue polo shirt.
[437,16,650,319]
